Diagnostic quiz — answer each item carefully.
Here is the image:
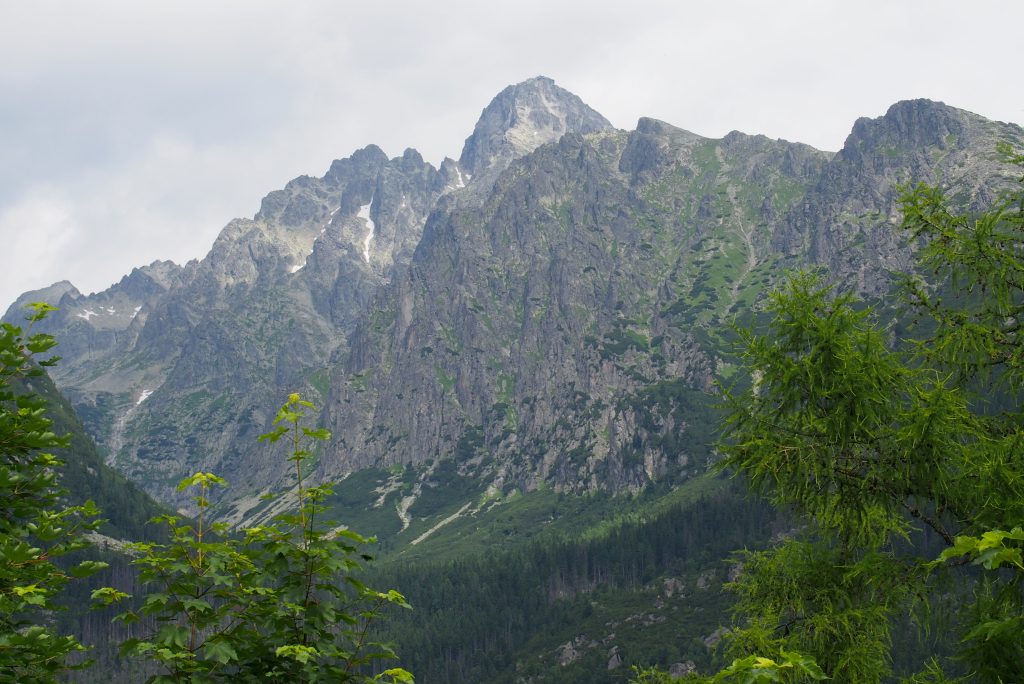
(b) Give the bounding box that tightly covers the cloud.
[1,136,271,300]
[0,188,78,302]
[1,0,1023,308]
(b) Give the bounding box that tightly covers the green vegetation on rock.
[637,149,1024,682]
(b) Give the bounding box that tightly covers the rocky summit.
[6,77,1022,521]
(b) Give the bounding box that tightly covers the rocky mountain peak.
[129,260,184,290]
[634,117,679,136]
[842,99,972,160]
[458,76,613,185]
[3,280,81,320]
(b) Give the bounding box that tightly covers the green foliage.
[632,650,826,684]
[934,527,1024,572]
[373,480,780,683]
[900,142,1024,399]
[674,150,1024,682]
[0,303,108,682]
[711,652,827,683]
[109,393,412,683]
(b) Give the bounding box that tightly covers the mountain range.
[6,76,1022,530]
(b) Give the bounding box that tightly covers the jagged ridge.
[6,81,1022,521]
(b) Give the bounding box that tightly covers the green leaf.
[154,624,189,649]
[70,559,109,578]
[27,301,58,316]
[276,644,319,663]
[13,584,48,606]
[203,639,238,664]
[181,597,213,614]
[176,471,228,491]
[377,668,416,683]
[91,586,130,605]
[302,427,331,440]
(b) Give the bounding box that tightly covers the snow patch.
[294,240,318,272]
[109,386,161,466]
[358,196,375,263]
[76,308,98,321]
[443,167,473,194]
[132,306,142,318]
[292,245,316,273]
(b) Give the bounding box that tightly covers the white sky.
[2,0,1022,310]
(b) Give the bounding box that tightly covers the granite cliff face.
[458,75,613,190]
[773,99,1022,294]
[322,120,830,498]
[7,78,1022,518]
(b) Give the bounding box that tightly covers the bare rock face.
[4,280,80,318]
[669,661,697,678]
[323,117,829,495]
[5,141,447,511]
[663,577,684,598]
[773,99,1022,294]
[458,75,613,191]
[8,78,1021,518]
[607,646,622,670]
[5,261,187,386]
[556,640,581,667]
[704,627,729,650]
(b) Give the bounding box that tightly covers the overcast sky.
[2,0,1022,310]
